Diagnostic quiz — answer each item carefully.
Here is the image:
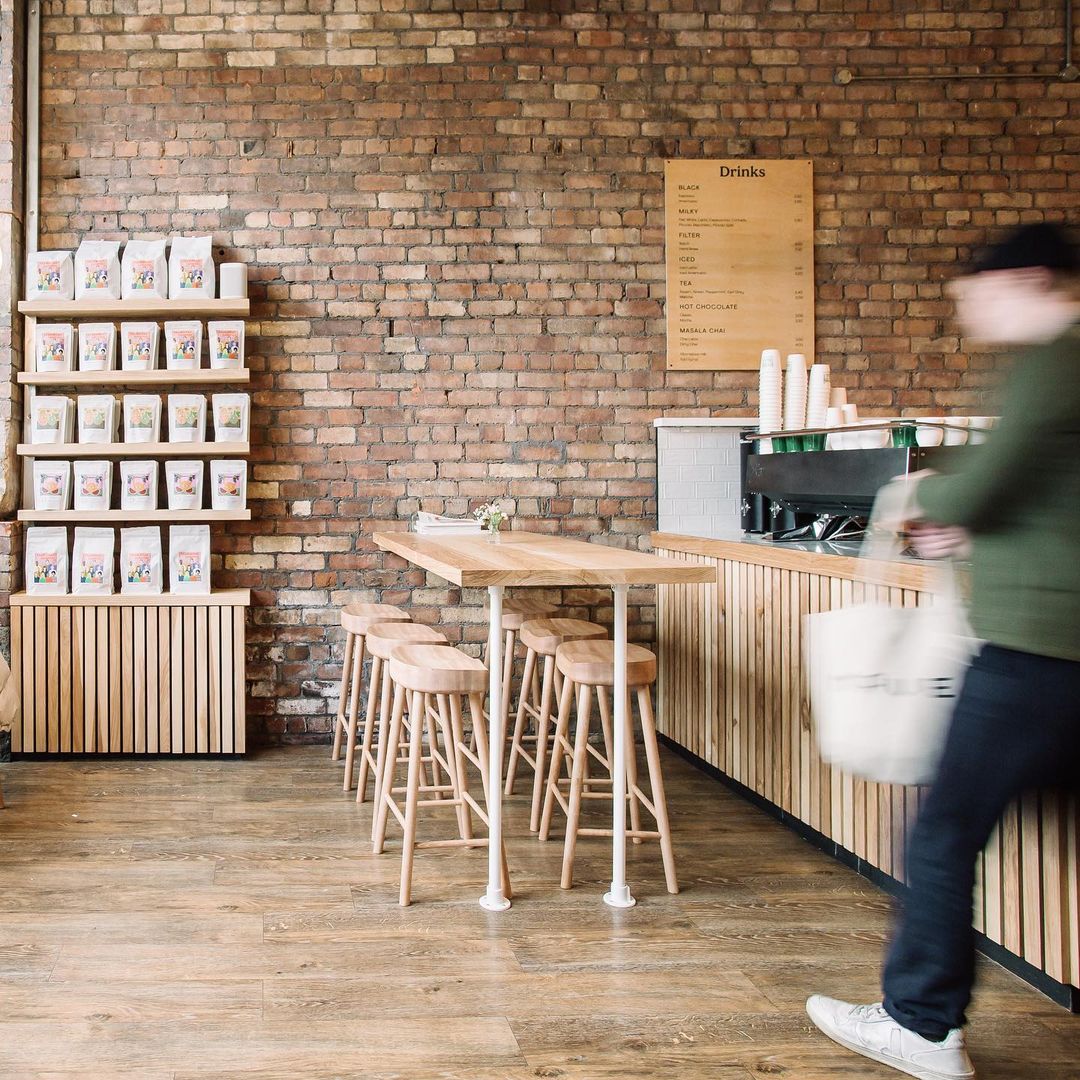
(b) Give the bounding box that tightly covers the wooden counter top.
[651,532,938,592]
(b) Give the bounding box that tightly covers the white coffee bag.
[78,395,119,444]
[74,460,113,511]
[26,250,74,301]
[211,393,249,442]
[164,321,202,370]
[165,460,204,510]
[210,459,247,511]
[207,321,245,369]
[25,527,69,595]
[78,323,117,371]
[35,323,74,373]
[72,527,115,596]
[120,526,163,595]
[119,460,158,512]
[30,396,74,445]
[169,524,211,594]
[74,239,122,300]
[32,460,72,511]
[167,394,207,443]
[120,322,160,371]
[123,395,162,444]
[168,235,215,299]
[121,238,168,300]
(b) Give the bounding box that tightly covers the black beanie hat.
[970,222,1078,275]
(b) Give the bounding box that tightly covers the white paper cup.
[829,387,848,408]
[841,403,859,425]
[760,349,781,369]
[968,417,994,444]
[916,424,944,447]
[943,417,969,446]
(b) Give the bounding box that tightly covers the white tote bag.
[806,479,979,786]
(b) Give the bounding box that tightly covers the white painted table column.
[603,583,636,909]
[480,583,511,911]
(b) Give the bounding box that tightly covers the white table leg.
[604,583,636,909]
[480,583,511,912]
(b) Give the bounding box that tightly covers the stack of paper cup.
[784,353,808,431]
[806,364,831,428]
[758,349,783,434]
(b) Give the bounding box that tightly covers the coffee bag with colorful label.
[32,460,72,511]
[165,460,204,510]
[78,395,119,444]
[211,393,249,442]
[120,322,160,371]
[74,460,113,511]
[71,527,115,596]
[167,394,207,443]
[207,321,245,369]
[119,460,158,511]
[35,323,73,373]
[169,524,211,594]
[168,235,215,299]
[30,396,74,445]
[121,238,168,299]
[123,395,161,444]
[25,527,69,595]
[78,323,117,371]
[164,321,202,370]
[210,459,247,511]
[74,239,121,300]
[25,250,74,301]
[120,526,163,595]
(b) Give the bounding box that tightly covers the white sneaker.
[806,996,975,1080]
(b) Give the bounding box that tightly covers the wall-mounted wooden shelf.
[18,369,250,387]
[11,589,251,607]
[18,509,251,523]
[18,298,250,318]
[19,441,249,458]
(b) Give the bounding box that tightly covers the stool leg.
[504,646,537,796]
[372,680,406,855]
[637,685,678,895]
[332,631,355,761]
[501,627,515,726]
[436,692,472,842]
[356,652,385,802]
[599,685,643,844]
[400,689,426,906]
[560,683,593,891]
[343,642,369,793]
[539,673,576,842]
[424,696,445,798]
[528,653,557,833]
[468,691,512,901]
[369,674,400,839]
[446,692,475,842]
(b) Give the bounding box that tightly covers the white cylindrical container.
[218,263,248,299]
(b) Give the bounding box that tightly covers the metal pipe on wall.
[25,0,40,255]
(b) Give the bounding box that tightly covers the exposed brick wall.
[25,1,1080,744]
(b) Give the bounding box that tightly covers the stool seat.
[341,603,410,637]
[519,618,607,656]
[497,597,561,632]
[389,644,488,697]
[556,640,656,687]
[366,622,447,661]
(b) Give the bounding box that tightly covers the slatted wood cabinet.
[653,532,1080,993]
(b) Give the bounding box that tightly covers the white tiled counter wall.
[655,419,750,538]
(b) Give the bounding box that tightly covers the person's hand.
[907,522,971,559]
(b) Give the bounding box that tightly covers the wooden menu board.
[665,159,814,370]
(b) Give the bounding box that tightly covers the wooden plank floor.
[0,746,1075,1079]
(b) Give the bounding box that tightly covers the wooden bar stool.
[355,621,448,808]
[373,643,511,906]
[504,617,608,832]
[540,639,678,895]
[332,603,411,790]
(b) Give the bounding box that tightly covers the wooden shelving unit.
[14,287,253,757]
[18,441,249,458]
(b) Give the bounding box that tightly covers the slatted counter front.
[10,591,249,755]
[652,532,1080,996]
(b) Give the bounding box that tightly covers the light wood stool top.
[341,603,411,637]
[519,617,607,657]
[388,644,488,697]
[555,639,657,687]
[366,622,447,661]
[495,596,562,632]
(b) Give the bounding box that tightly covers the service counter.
[652,531,1080,1001]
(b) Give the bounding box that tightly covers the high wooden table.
[372,530,715,910]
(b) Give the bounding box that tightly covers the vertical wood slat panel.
[46,606,59,753]
[71,608,84,754]
[120,607,134,753]
[11,606,23,752]
[159,609,172,753]
[84,606,97,753]
[233,606,246,753]
[58,607,72,754]
[134,607,147,755]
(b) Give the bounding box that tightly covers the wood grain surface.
[0,747,1072,1078]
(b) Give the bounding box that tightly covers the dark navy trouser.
[883,644,1080,1040]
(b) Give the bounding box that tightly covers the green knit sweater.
[916,321,1080,662]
